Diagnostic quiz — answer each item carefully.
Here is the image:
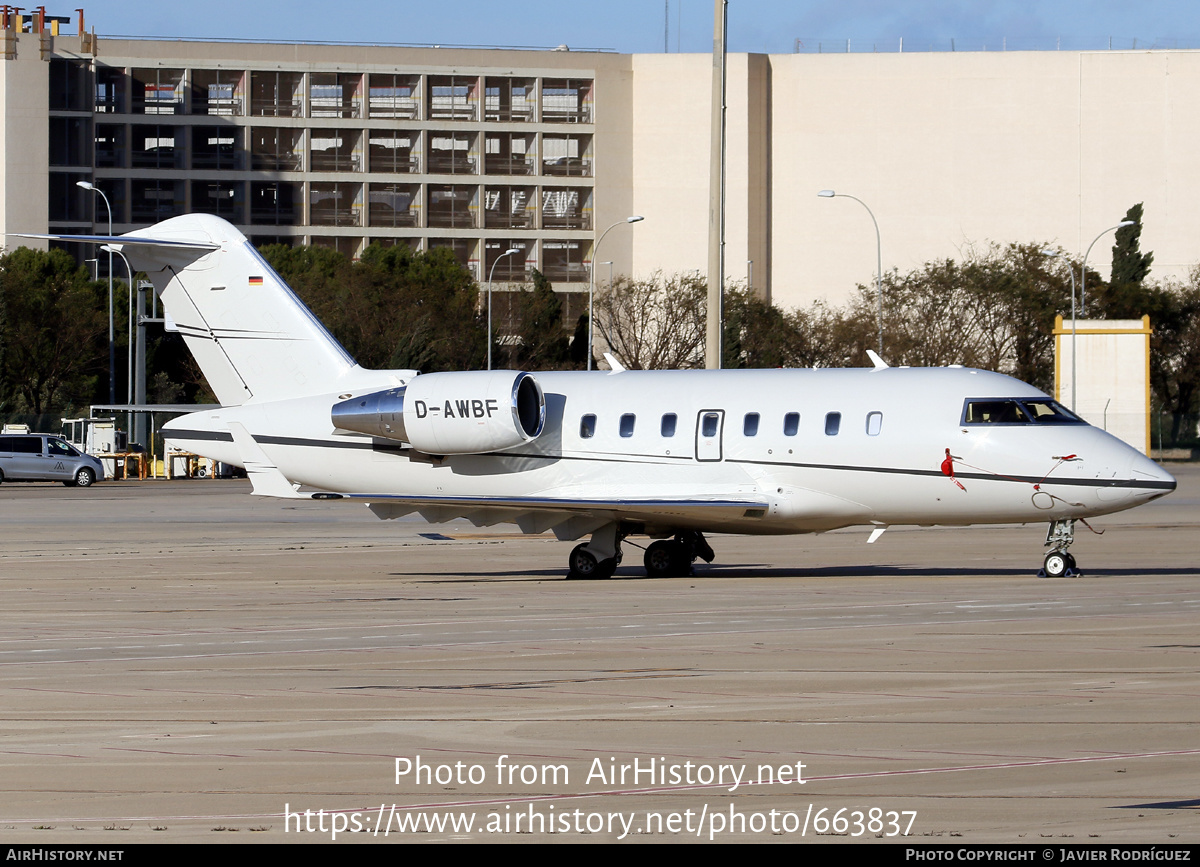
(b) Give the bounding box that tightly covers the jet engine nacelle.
[331,370,545,455]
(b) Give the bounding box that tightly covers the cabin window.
[866,411,883,436]
[661,413,677,437]
[962,400,1028,424]
[701,413,719,438]
[580,414,596,438]
[961,399,1084,425]
[824,412,841,436]
[783,412,799,436]
[743,412,760,436]
[619,413,636,437]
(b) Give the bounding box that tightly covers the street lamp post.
[589,216,644,370]
[818,190,883,356]
[102,244,136,438]
[77,181,114,404]
[1042,248,1079,411]
[487,247,520,371]
[1081,220,1136,316]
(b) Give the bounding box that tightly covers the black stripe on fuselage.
[161,429,1175,491]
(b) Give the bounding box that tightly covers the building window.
[251,127,303,171]
[309,72,362,118]
[47,173,92,222]
[484,77,535,122]
[368,184,420,228]
[483,240,529,282]
[428,131,477,175]
[541,239,587,283]
[310,129,363,172]
[131,125,181,169]
[542,78,593,123]
[427,185,477,229]
[94,66,126,114]
[49,59,91,111]
[131,180,184,222]
[484,187,534,230]
[192,181,244,220]
[427,75,478,121]
[541,187,592,230]
[369,131,419,173]
[251,71,303,117]
[310,182,363,227]
[192,127,242,170]
[542,134,592,176]
[131,68,184,115]
[191,69,244,116]
[368,74,420,119]
[49,118,92,168]
[485,132,536,175]
[250,182,302,225]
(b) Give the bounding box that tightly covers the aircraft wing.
[338,492,771,541]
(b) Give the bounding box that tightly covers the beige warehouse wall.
[769,50,1200,309]
[628,53,769,296]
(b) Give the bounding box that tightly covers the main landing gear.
[1040,519,1080,578]
[566,525,715,580]
[643,531,715,578]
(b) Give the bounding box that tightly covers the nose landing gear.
[1040,519,1080,578]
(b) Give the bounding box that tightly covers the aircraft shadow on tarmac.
[391,564,1200,581]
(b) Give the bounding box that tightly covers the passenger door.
[695,410,724,462]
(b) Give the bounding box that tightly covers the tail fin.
[14,215,392,405]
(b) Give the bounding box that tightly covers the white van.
[0,434,105,487]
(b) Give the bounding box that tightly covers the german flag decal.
[249,276,264,286]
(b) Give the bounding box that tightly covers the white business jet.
[21,215,1175,579]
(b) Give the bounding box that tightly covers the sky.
[70,0,1200,55]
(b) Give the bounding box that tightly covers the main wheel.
[73,467,96,488]
[1043,551,1068,578]
[567,544,616,580]
[648,537,676,576]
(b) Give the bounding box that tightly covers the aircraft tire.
[567,544,615,580]
[644,540,687,578]
[1043,552,1068,578]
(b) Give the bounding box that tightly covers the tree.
[512,269,570,369]
[594,271,706,369]
[259,242,486,373]
[1110,203,1154,287]
[0,247,108,416]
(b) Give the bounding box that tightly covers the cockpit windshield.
[961,398,1084,426]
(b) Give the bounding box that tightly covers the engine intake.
[331,370,545,455]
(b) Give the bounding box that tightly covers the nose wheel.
[1040,520,1081,577]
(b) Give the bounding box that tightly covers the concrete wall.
[0,34,50,244]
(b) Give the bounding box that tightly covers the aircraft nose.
[1130,451,1177,493]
